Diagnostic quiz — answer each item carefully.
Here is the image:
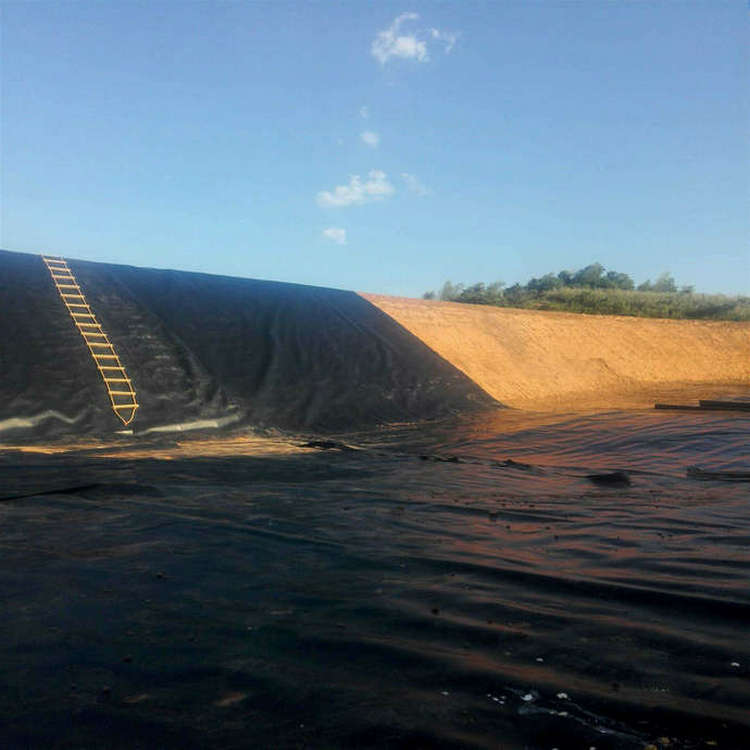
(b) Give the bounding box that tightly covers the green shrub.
[424,264,749,321]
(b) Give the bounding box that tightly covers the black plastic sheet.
[0,249,498,439]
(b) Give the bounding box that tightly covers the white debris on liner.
[556,692,569,699]
[730,662,740,668]
[522,693,534,702]
[536,657,544,662]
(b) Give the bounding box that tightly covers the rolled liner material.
[656,402,750,412]
[0,249,498,438]
[698,399,750,411]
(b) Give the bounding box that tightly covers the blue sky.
[2,1,748,295]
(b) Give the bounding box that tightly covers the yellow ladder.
[42,255,139,426]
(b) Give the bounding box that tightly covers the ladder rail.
[41,255,139,426]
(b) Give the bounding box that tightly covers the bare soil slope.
[362,294,750,410]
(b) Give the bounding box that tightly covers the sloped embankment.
[0,250,497,438]
[362,293,750,410]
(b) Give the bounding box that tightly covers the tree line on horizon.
[422,263,749,321]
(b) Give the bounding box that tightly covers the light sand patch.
[0,440,108,455]
[214,692,248,707]
[122,693,151,705]
[0,434,315,459]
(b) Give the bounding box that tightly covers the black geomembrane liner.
[0,249,498,438]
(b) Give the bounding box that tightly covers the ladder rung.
[43,253,138,426]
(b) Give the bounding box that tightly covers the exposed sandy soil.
[0,434,315,459]
[362,294,750,410]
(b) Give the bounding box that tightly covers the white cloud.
[360,130,380,148]
[401,172,430,196]
[322,227,347,245]
[360,105,369,119]
[317,170,395,207]
[371,13,457,65]
[431,28,458,53]
[372,13,427,64]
